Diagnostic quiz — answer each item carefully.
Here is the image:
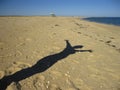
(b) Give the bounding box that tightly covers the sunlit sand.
[0,16,120,90]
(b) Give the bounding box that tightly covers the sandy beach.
[0,16,120,90]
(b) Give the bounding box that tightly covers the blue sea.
[83,17,120,26]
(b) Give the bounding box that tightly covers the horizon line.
[0,15,120,18]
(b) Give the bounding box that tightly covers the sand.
[0,16,120,90]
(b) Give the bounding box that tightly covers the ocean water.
[83,17,120,26]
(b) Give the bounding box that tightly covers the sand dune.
[0,16,120,90]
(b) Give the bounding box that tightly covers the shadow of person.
[0,40,92,90]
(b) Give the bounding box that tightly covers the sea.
[83,17,120,26]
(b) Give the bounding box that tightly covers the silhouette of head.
[64,40,84,54]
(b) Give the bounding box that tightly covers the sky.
[0,0,120,17]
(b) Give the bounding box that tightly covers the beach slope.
[0,16,120,90]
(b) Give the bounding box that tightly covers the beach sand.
[0,16,120,90]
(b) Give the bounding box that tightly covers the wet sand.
[0,16,120,90]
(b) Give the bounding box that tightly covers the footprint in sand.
[54,24,59,26]
[105,40,112,44]
[109,37,115,39]
[110,45,116,48]
[77,32,81,34]
[33,75,46,90]
[105,40,118,50]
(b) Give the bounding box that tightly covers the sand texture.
[0,16,120,90]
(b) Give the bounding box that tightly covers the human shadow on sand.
[0,40,92,90]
